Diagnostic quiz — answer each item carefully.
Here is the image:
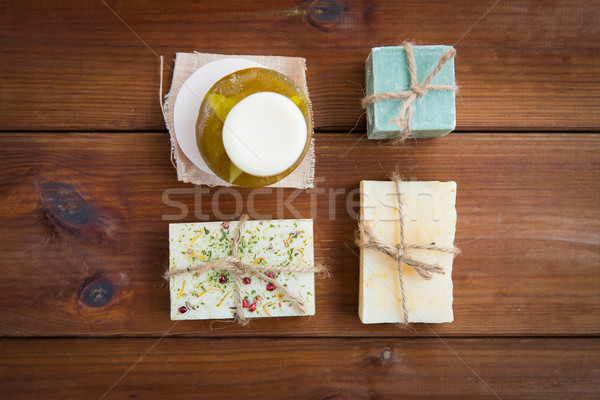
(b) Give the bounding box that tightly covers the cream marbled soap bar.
[359,181,457,324]
[169,219,315,320]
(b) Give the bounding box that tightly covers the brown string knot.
[165,215,327,325]
[409,84,427,98]
[355,175,460,325]
[361,42,457,144]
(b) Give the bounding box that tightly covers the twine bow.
[355,175,460,324]
[165,215,327,325]
[361,42,458,144]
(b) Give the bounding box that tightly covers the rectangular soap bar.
[365,45,456,139]
[169,219,315,320]
[359,180,457,323]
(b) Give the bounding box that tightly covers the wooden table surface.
[1,1,599,399]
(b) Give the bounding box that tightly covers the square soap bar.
[365,45,456,139]
[169,219,315,321]
[359,180,457,323]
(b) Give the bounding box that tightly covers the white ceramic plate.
[173,58,265,174]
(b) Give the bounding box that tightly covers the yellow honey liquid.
[196,68,312,188]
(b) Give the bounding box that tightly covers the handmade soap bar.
[169,219,315,320]
[197,67,313,187]
[365,45,456,139]
[359,180,457,323]
[222,92,308,177]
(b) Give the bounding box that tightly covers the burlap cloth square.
[162,52,315,188]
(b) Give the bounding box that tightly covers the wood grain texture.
[0,132,598,337]
[0,337,598,399]
[2,0,600,132]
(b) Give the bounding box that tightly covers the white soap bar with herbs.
[169,219,315,320]
[359,180,457,324]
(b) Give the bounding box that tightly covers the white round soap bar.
[222,92,308,177]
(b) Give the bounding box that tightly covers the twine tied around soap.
[361,42,458,144]
[355,175,460,324]
[164,215,328,325]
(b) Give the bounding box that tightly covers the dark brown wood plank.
[0,337,598,399]
[2,1,599,131]
[0,132,598,337]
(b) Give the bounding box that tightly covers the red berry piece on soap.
[243,277,251,285]
[248,303,257,312]
[219,274,227,284]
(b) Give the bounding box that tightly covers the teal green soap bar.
[365,45,456,139]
